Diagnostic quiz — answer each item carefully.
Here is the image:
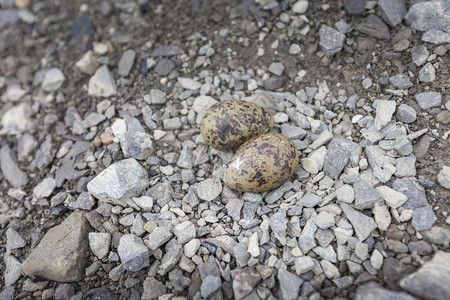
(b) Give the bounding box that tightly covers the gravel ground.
[0,0,449,299]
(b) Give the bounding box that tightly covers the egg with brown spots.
[200,100,274,152]
[224,133,299,192]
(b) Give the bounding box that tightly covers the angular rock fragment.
[88,65,117,97]
[22,211,89,282]
[87,158,149,206]
[0,145,28,187]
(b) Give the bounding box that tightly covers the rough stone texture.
[324,139,350,179]
[277,269,303,300]
[117,234,149,271]
[0,145,28,187]
[173,221,196,244]
[87,158,149,206]
[405,0,450,33]
[200,275,221,298]
[120,131,153,160]
[193,178,222,201]
[375,100,396,130]
[437,166,450,189]
[411,45,429,66]
[117,49,136,77]
[142,277,166,300]
[378,0,407,27]
[340,203,377,241]
[231,268,261,300]
[147,226,173,250]
[356,14,391,40]
[88,65,117,97]
[22,211,90,282]
[354,179,383,210]
[400,251,450,300]
[355,282,415,300]
[1,104,35,136]
[382,257,417,290]
[415,92,442,110]
[319,26,346,57]
[392,177,428,210]
[42,68,65,91]
[4,254,22,286]
[412,205,436,231]
[88,232,111,260]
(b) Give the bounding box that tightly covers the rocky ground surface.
[0,0,449,299]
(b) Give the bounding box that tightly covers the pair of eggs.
[200,100,299,192]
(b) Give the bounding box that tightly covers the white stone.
[336,184,355,203]
[178,77,201,90]
[295,256,314,275]
[247,232,260,257]
[111,119,127,138]
[355,242,369,261]
[301,146,327,174]
[88,65,117,97]
[75,51,99,75]
[273,112,289,123]
[93,42,108,55]
[33,177,56,199]
[1,84,26,102]
[437,166,450,189]
[320,260,339,279]
[375,186,407,208]
[42,68,65,92]
[292,0,309,14]
[184,239,200,258]
[153,130,166,140]
[373,205,391,231]
[375,100,396,130]
[316,211,335,229]
[400,209,414,222]
[370,249,383,270]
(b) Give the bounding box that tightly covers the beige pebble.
[15,0,30,8]
[93,136,102,147]
[100,132,114,145]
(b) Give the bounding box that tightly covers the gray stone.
[33,177,56,199]
[263,76,285,91]
[150,45,179,57]
[354,180,383,210]
[80,113,106,128]
[6,227,26,249]
[120,131,153,160]
[356,14,391,40]
[336,184,355,204]
[321,260,340,278]
[415,92,442,110]
[400,251,450,300]
[314,245,337,262]
[277,269,303,300]
[411,45,429,66]
[75,50,98,75]
[89,232,111,259]
[355,282,415,300]
[438,166,450,189]
[408,241,433,255]
[265,181,292,204]
[422,29,450,44]
[316,211,335,229]
[419,62,436,82]
[178,77,201,90]
[4,254,22,286]
[193,178,222,201]
[394,136,413,156]
[169,268,191,292]
[231,268,261,300]
[68,191,95,210]
[54,284,74,300]
[234,241,250,267]
[324,139,351,179]
[22,211,89,282]
[395,156,416,177]
[88,65,117,97]
[422,226,450,246]
[319,26,346,57]
[201,275,222,299]
[281,124,307,140]
[269,209,287,234]
[0,286,15,299]
[147,226,173,250]
[159,239,182,275]
[42,68,65,92]
[147,89,166,104]
[340,203,377,241]
[117,49,136,77]
[0,102,36,136]
[405,0,450,33]
[268,62,285,76]
[154,58,175,76]
[177,147,193,169]
[378,0,407,27]
[147,181,173,207]
[412,205,436,231]
[389,74,413,89]
[87,158,149,206]
[142,277,166,300]
[298,215,317,253]
[396,104,417,123]
[173,221,196,244]
[375,100,396,130]
[163,117,182,130]
[226,198,244,221]
[117,234,149,271]
[393,177,428,210]
[33,136,54,170]
[298,192,322,207]
[0,145,28,188]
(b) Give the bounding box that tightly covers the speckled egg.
[200,100,274,152]
[224,133,299,192]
